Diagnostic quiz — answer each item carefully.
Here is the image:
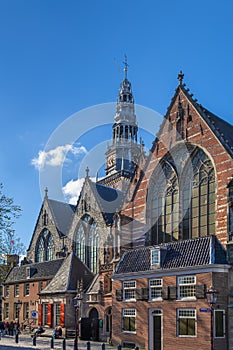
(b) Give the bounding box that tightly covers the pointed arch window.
[151,161,179,244]
[47,234,54,261]
[74,224,86,262]
[182,148,215,239]
[35,230,54,262]
[36,236,45,262]
[149,146,216,244]
[88,221,99,274]
[73,215,99,273]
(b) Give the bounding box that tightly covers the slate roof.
[114,236,227,275]
[86,274,100,294]
[88,180,125,225]
[39,252,94,295]
[4,258,65,284]
[47,199,75,236]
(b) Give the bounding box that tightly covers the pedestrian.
[5,321,9,335]
[9,321,14,336]
[0,321,5,336]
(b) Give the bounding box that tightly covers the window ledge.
[122,331,136,334]
[149,298,163,302]
[177,297,196,301]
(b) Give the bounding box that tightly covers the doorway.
[149,309,163,350]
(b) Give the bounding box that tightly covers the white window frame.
[177,275,196,300]
[151,248,160,266]
[5,285,9,298]
[214,310,225,338]
[123,281,136,302]
[43,303,48,326]
[14,284,19,297]
[24,283,30,296]
[4,303,9,319]
[122,308,136,333]
[149,279,163,301]
[177,308,197,337]
[26,267,31,279]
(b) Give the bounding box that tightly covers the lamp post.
[73,293,82,350]
[15,300,22,343]
[206,286,218,350]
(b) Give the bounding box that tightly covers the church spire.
[102,57,142,191]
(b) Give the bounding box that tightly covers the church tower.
[98,58,143,191]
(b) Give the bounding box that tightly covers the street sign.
[31,310,38,318]
[200,308,211,312]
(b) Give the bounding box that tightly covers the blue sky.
[1,0,233,249]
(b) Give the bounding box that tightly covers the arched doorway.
[89,308,99,341]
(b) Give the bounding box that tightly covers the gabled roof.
[39,252,94,295]
[114,236,228,275]
[86,274,100,294]
[4,258,65,284]
[47,199,75,237]
[166,82,233,158]
[77,177,125,225]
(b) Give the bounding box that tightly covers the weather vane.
[123,54,129,79]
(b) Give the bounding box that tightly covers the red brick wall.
[122,89,233,246]
[3,279,50,325]
[112,271,228,350]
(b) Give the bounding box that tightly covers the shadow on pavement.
[0,347,35,350]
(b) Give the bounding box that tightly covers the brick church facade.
[2,67,233,349]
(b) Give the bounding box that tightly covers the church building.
[2,67,233,349]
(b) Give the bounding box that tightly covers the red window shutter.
[60,303,65,327]
[47,304,53,327]
[38,304,43,326]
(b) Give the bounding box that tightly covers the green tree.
[0,183,25,262]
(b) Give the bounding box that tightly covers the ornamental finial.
[85,166,90,177]
[178,70,184,85]
[123,54,129,79]
[44,187,48,198]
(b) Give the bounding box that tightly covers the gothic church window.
[35,230,55,262]
[36,236,45,262]
[182,148,215,239]
[74,224,86,262]
[47,234,54,261]
[151,161,179,244]
[74,215,99,273]
[150,147,215,244]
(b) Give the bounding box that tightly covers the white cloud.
[32,144,87,169]
[62,177,96,204]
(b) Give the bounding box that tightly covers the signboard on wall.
[31,310,38,319]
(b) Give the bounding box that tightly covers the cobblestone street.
[0,335,114,350]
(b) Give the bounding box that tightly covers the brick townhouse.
[112,236,229,350]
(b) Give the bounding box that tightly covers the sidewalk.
[0,334,115,350]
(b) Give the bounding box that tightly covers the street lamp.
[206,286,218,350]
[73,293,82,350]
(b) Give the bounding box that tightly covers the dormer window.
[151,248,160,267]
[26,267,31,279]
